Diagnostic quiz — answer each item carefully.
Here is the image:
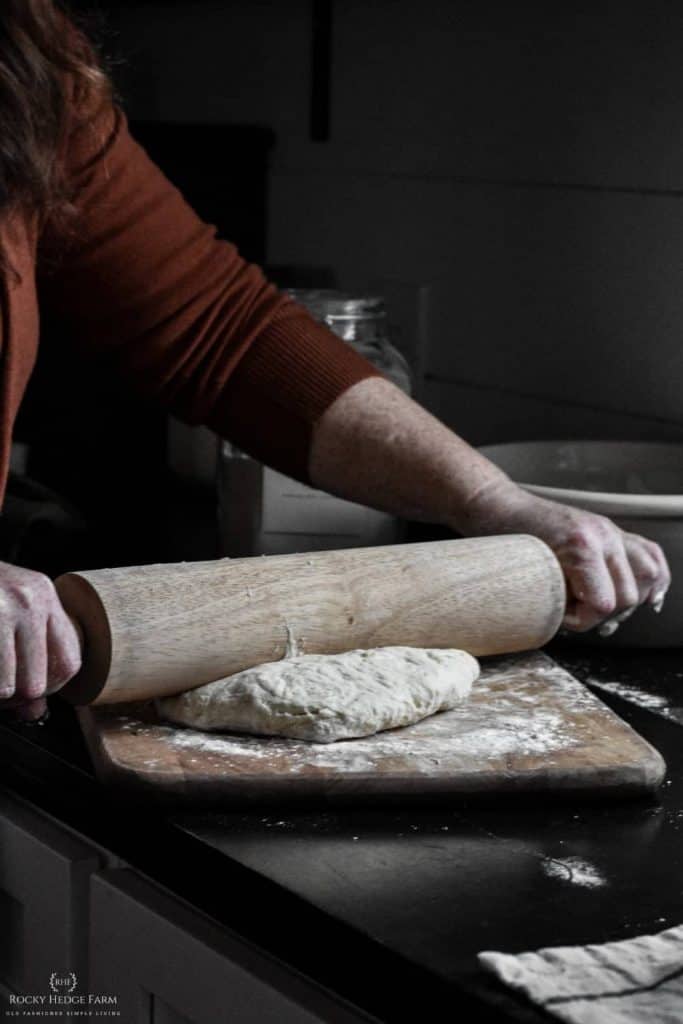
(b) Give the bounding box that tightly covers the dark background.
[13,0,683,571]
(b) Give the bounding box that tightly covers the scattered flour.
[113,654,605,777]
[587,678,681,722]
[541,856,607,889]
[121,711,573,775]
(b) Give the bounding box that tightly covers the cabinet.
[88,869,374,1024]
[0,790,375,1023]
[0,789,101,1011]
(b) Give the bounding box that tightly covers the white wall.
[106,0,683,445]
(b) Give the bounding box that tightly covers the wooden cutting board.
[76,652,666,806]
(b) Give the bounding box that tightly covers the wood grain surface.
[76,652,666,806]
[56,535,566,705]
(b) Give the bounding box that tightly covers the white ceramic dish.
[479,441,683,647]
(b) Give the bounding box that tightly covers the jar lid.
[285,289,385,322]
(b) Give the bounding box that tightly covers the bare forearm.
[308,377,510,534]
[308,376,670,634]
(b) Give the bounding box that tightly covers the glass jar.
[286,290,412,395]
[219,290,413,556]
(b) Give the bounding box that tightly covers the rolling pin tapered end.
[55,573,113,705]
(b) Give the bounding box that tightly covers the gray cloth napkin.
[479,925,683,1024]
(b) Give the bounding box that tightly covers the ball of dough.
[156,646,480,743]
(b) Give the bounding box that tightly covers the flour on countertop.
[587,677,683,723]
[149,705,576,772]
[541,856,607,889]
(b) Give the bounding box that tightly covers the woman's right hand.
[0,561,81,722]
[463,479,670,632]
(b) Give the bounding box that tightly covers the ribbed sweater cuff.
[208,308,383,483]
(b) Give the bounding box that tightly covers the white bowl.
[479,441,683,647]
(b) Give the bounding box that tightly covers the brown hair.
[0,1,113,275]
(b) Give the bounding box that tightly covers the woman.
[0,1,670,721]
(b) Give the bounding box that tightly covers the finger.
[622,534,671,609]
[563,601,611,632]
[12,697,48,723]
[46,614,82,692]
[559,551,617,632]
[0,628,16,700]
[642,540,671,610]
[593,533,671,633]
[589,535,647,636]
[14,621,48,702]
[623,540,661,596]
[605,538,640,610]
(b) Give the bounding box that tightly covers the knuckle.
[594,514,616,536]
[22,680,46,700]
[567,525,591,546]
[594,594,617,616]
[8,573,51,611]
[565,526,599,555]
[568,513,616,545]
[637,561,659,584]
[34,573,56,602]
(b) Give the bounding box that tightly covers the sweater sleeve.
[37,95,381,482]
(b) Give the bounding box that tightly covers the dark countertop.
[1,642,683,1023]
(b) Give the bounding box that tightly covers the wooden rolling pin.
[54,534,566,706]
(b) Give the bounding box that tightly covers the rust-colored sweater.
[0,85,380,506]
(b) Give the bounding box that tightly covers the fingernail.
[563,614,581,628]
[652,591,667,613]
[598,620,620,638]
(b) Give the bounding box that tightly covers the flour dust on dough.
[156,646,480,743]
